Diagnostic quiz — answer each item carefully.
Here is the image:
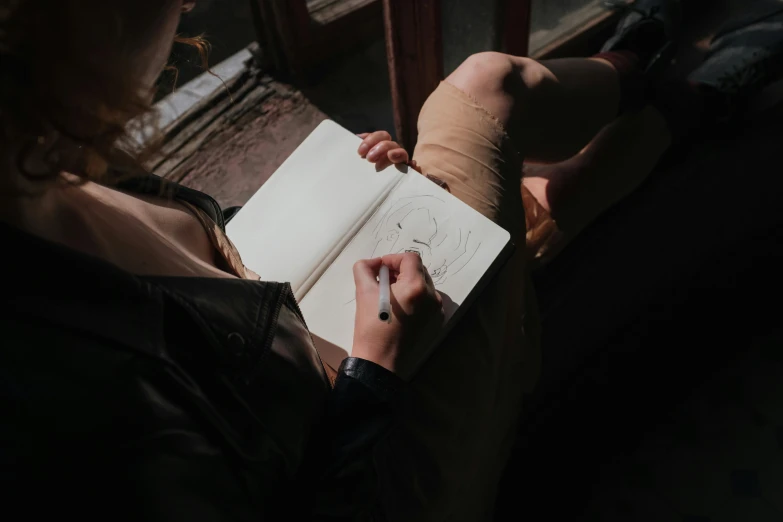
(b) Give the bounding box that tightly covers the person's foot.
[601,0,682,78]
[688,6,783,119]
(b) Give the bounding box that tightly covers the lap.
[373,81,543,522]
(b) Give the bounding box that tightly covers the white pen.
[378,264,391,323]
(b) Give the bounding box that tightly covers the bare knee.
[448,52,548,96]
[446,52,550,120]
[447,52,514,94]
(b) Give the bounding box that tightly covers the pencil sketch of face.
[370,195,481,285]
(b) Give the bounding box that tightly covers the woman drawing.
[3,0,774,519]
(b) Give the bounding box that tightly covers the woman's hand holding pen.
[352,253,443,379]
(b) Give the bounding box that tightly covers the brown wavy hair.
[0,0,208,187]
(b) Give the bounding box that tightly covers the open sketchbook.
[227,120,512,370]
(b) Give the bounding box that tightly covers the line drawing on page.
[340,194,482,306]
[368,195,482,284]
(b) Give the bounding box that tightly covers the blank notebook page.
[226,120,404,298]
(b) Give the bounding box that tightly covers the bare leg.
[444,52,672,261]
[523,105,671,257]
[446,52,622,163]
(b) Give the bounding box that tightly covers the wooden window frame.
[383,0,444,152]
[251,0,383,81]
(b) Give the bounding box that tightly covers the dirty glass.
[529,0,608,54]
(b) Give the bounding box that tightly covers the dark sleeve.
[2,366,267,522]
[1,344,259,522]
[302,357,405,521]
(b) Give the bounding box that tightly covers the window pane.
[307,0,377,25]
[442,0,501,75]
[530,0,607,55]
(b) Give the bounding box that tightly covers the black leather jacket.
[1,175,403,521]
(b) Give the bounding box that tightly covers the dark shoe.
[601,0,682,78]
[689,6,783,110]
